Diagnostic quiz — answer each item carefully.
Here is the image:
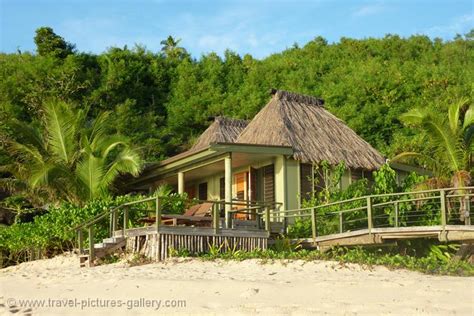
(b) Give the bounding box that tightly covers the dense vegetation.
[0,191,190,267]
[1,28,473,166]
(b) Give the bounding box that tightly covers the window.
[300,163,313,202]
[198,182,208,200]
[351,169,363,182]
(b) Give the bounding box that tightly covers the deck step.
[80,236,127,267]
[102,237,125,244]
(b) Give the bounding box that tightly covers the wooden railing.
[72,196,282,263]
[272,187,473,240]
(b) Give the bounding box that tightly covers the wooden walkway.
[275,187,474,249]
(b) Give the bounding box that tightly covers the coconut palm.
[1,100,142,205]
[393,98,473,185]
[160,36,185,58]
[393,99,473,222]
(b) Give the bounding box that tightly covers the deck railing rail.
[72,196,282,263]
[271,186,473,242]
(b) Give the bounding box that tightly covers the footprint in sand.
[0,296,33,316]
[239,288,259,298]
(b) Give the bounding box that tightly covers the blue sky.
[0,0,472,58]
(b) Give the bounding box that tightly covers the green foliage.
[1,100,142,205]
[373,164,398,195]
[2,27,473,170]
[293,163,428,238]
[154,184,191,214]
[174,242,473,276]
[271,237,302,252]
[0,195,146,267]
[34,27,75,59]
[394,99,473,180]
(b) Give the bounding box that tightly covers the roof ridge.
[214,116,249,127]
[270,88,324,106]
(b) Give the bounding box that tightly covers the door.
[248,167,258,219]
[234,172,248,219]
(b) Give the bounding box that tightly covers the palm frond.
[8,120,45,152]
[44,100,78,164]
[463,103,474,130]
[448,100,462,134]
[75,154,106,200]
[100,148,141,193]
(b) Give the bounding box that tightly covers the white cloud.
[425,14,474,38]
[353,2,387,17]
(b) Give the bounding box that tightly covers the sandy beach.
[0,253,472,315]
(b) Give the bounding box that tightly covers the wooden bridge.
[274,187,474,250]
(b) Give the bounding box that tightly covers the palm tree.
[1,100,142,205]
[393,98,473,185]
[160,36,185,58]
[394,99,473,221]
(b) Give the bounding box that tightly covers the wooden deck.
[73,197,276,267]
[120,226,268,261]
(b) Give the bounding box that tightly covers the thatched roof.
[191,116,248,151]
[236,89,385,170]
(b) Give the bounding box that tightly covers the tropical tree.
[393,98,473,187]
[34,27,75,59]
[160,36,185,58]
[1,100,142,205]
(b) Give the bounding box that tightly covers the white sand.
[0,253,472,315]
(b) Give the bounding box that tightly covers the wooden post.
[77,229,83,254]
[311,207,317,244]
[111,209,117,237]
[465,195,471,225]
[109,212,113,237]
[367,196,373,234]
[224,154,232,228]
[155,197,161,233]
[339,212,343,234]
[177,172,185,194]
[212,203,219,233]
[88,226,94,267]
[440,190,447,228]
[256,211,261,229]
[280,204,287,233]
[264,206,270,233]
[122,206,129,237]
[394,202,399,228]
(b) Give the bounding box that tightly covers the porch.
[132,142,296,217]
[74,196,284,267]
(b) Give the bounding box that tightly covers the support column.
[177,172,184,194]
[224,154,232,228]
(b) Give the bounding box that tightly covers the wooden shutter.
[262,164,275,203]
